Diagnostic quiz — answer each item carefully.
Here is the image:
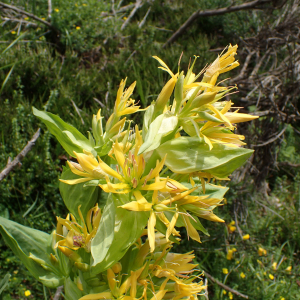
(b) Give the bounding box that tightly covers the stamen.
[127,167,131,177]
[116,165,120,174]
[132,178,138,189]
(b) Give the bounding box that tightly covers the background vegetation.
[0,0,299,299]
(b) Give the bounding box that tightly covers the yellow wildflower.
[242,234,250,240]
[258,247,267,256]
[223,290,227,295]
[222,268,228,274]
[272,262,277,270]
[226,249,234,260]
[25,290,31,297]
[285,266,292,272]
[228,225,236,233]
[76,26,81,30]
[280,297,285,300]
[240,272,246,279]
[229,291,233,299]
[11,31,16,34]
[56,204,101,252]
[202,44,239,86]
[54,8,59,12]
[269,274,274,280]
[60,150,107,185]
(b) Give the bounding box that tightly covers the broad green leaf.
[0,274,10,295]
[91,196,115,265]
[142,103,155,140]
[139,113,178,154]
[201,183,229,200]
[32,107,95,157]
[64,277,83,300]
[59,166,99,220]
[91,194,149,275]
[0,217,63,288]
[157,137,253,178]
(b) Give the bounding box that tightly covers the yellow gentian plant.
[0,44,258,299]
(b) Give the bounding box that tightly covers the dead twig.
[0,1,56,31]
[253,126,287,147]
[163,0,271,47]
[204,271,249,299]
[48,0,52,19]
[0,129,40,181]
[121,0,143,31]
[53,286,63,300]
[139,7,151,28]
[71,100,85,125]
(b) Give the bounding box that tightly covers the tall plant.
[0,44,258,299]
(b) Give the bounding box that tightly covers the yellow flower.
[242,234,250,240]
[56,204,102,252]
[258,247,267,256]
[226,249,234,260]
[280,297,285,300]
[228,225,236,233]
[24,17,29,20]
[229,220,235,226]
[285,266,292,272]
[222,268,228,274]
[223,290,227,295]
[76,26,81,30]
[41,17,46,20]
[11,31,16,34]
[25,290,31,297]
[272,262,277,270]
[202,44,239,86]
[99,127,167,200]
[60,150,107,185]
[269,274,274,280]
[83,3,87,6]
[106,78,140,133]
[240,272,246,279]
[54,8,59,12]
[229,291,233,299]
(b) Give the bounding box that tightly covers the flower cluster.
[0,44,258,300]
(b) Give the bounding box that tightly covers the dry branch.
[163,0,272,47]
[204,271,249,299]
[0,1,56,30]
[121,0,143,30]
[0,129,40,181]
[53,286,63,300]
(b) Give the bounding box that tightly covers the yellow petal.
[166,212,178,241]
[148,211,156,252]
[183,214,201,243]
[98,160,123,181]
[59,178,93,185]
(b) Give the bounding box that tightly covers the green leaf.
[91,195,115,266]
[91,194,149,275]
[139,113,178,154]
[64,277,83,300]
[157,137,253,178]
[142,103,155,140]
[32,107,95,157]
[59,166,99,219]
[0,217,63,288]
[0,274,10,295]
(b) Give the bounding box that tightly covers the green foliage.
[156,137,253,177]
